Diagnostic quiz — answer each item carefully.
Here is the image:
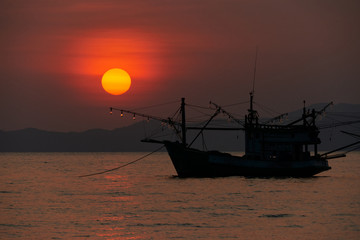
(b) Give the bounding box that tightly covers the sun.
[101,68,131,95]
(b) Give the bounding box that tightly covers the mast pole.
[181,98,186,146]
[252,46,258,94]
[249,47,258,125]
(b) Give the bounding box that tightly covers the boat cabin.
[245,93,321,161]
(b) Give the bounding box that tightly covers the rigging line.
[186,114,213,120]
[129,100,180,111]
[253,101,282,115]
[187,101,249,110]
[328,111,360,114]
[253,104,277,118]
[148,124,178,135]
[187,111,213,118]
[344,145,360,154]
[322,115,345,124]
[320,115,360,130]
[222,101,249,108]
[186,106,214,117]
[324,114,356,121]
[186,103,210,110]
[170,106,181,118]
[318,120,360,130]
[78,145,165,178]
[144,128,171,139]
[327,113,360,119]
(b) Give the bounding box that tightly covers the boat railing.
[249,123,316,131]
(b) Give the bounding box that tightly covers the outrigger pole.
[110,99,188,145]
[188,107,221,148]
[320,140,360,158]
[321,131,360,158]
[109,106,183,140]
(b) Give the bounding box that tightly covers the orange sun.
[101,68,131,95]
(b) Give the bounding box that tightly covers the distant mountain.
[0,124,158,152]
[0,103,359,152]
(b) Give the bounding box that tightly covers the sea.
[1,152,359,240]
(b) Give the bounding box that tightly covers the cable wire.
[78,145,165,178]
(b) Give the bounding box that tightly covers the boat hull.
[164,141,331,178]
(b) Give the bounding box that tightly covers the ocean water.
[0,152,359,240]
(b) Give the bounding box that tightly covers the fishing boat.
[110,93,360,178]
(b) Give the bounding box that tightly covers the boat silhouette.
[110,93,360,178]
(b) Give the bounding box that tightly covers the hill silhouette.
[1,103,359,152]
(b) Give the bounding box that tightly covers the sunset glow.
[68,31,163,80]
[101,68,131,95]
[1,0,358,132]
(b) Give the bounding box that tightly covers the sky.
[1,0,359,132]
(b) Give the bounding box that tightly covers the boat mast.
[248,47,258,126]
[248,92,257,125]
[252,46,258,95]
[181,97,186,146]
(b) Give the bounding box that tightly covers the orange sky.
[1,0,359,131]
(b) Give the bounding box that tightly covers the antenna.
[248,47,259,124]
[252,46,258,94]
